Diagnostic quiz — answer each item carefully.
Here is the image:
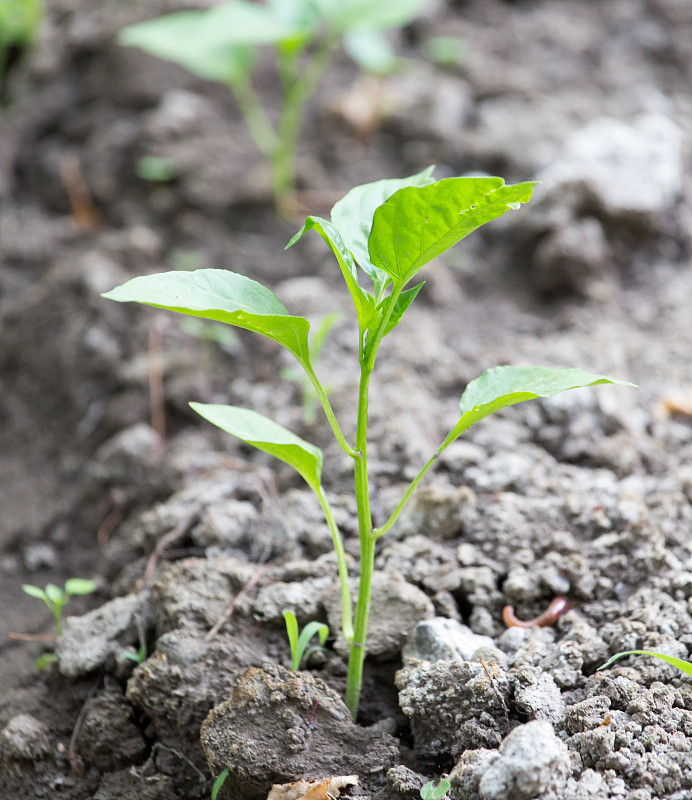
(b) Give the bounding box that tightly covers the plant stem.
[344,365,375,718]
[304,363,359,458]
[316,485,353,643]
[272,34,336,210]
[230,77,278,159]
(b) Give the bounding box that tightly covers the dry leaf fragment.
[265,775,358,800]
[656,389,692,418]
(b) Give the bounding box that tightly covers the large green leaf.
[189,403,323,492]
[314,0,428,31]
[286,216,377,330]
[330,166,436,300]
[102,269,311,364]
[449,365,636,441]
[118,10,254,85]
[368,177,537,287]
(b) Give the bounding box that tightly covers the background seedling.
[211,768,229,800]
[599,650,692,677]
[22,579,97,637]
[103,169,634,717]
[420,778,450,800]
[0,0,42,94]
[283,609,329,670]
[281,312,341,425]
[118,0,428,211]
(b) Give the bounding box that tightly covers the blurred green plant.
[118,0,428,212]
[599,650,692,677]
[0,0,42,91]
[283,609,329,670]
[22,579,97,638]
[420,778,451,800]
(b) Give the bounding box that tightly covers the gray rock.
[57,591,150,677]
[450,749,501,800]
[253,576,331,624]
[477,720,571,800]
[513,666,565,725]
[0,714,52,760]
[402,617,498,664]
[540,114,683,217]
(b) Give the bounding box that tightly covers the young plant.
[281,312,341,425]
[599,650,692,677]
[211,768,229,800]
[420,778,451,800]
[103,169,635,718]
[283,609,329,670]
[117,0,427,211]
[22,579,97,637]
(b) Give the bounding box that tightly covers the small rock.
[450,749,501,800]
[477,720,571,800]
[402,617,497,664]
[513,666,565,725]
[0,714,52,760]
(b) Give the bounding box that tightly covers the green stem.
[344,365,374,719]
[230,77,278,159]
[272,34,336,209]
[373,424,462,540]
[316,485,353,643]
[303,363,359,458]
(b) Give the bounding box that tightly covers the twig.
[205,563,268,641]
[479,656,510,732]
[8,632,57,642]
[142,510,201,584]
[68,676,102,775]
[60,154,101,230]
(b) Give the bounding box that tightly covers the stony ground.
[1,1,692,799]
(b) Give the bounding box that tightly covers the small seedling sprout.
[22,579,97,638]
[283,609,329,671]
[0,0,43,87]
[211,768,229,800]
[599,650,692,677]
[103,169,635,717]
[420,778,451,800]
[117,0,428,211]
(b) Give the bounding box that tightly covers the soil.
[1,1,692,799]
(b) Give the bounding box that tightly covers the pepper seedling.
[103,168,635,718]
[599,650,692,677]
[283,609,329,671]
[118,0,427,212]
[420,778,451,800]
[22,579,97,638]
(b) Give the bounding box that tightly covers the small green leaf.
[343,29,397,75]
[330,167,436,300]
[283,610,300,670]
[211,768,229,800]
[22,584,48,602]
[287,216,376,330]
[379,280,424,337]
[598,650,692,677]
[295,620,329,668]
[420,778,451,800]
[44,584,64,605]
[64,579,97,596]
[36,653,58,670]
[103,269,312,365]
[450,366,636,441]
[190,403,323,492]
[369,176,537,287]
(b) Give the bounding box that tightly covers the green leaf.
[118,10,254,85]
[379,280,424,337]
[450,365,636,441]
[316,0,428,31]
[189,403,323,492]
[102,269,312,365]
[287,216,376,330]
[369,176,537,287]
[283,610,300,669]
[295,620,329,667]
[44,584,64,605]
[343,29,397,75]
[64,579,97,596]
[36,653,58,670]
[420,778,451,800]
[598,650,692,677]
[22,584,48,602]
[211,768,229,800]
[330,167,436,300]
